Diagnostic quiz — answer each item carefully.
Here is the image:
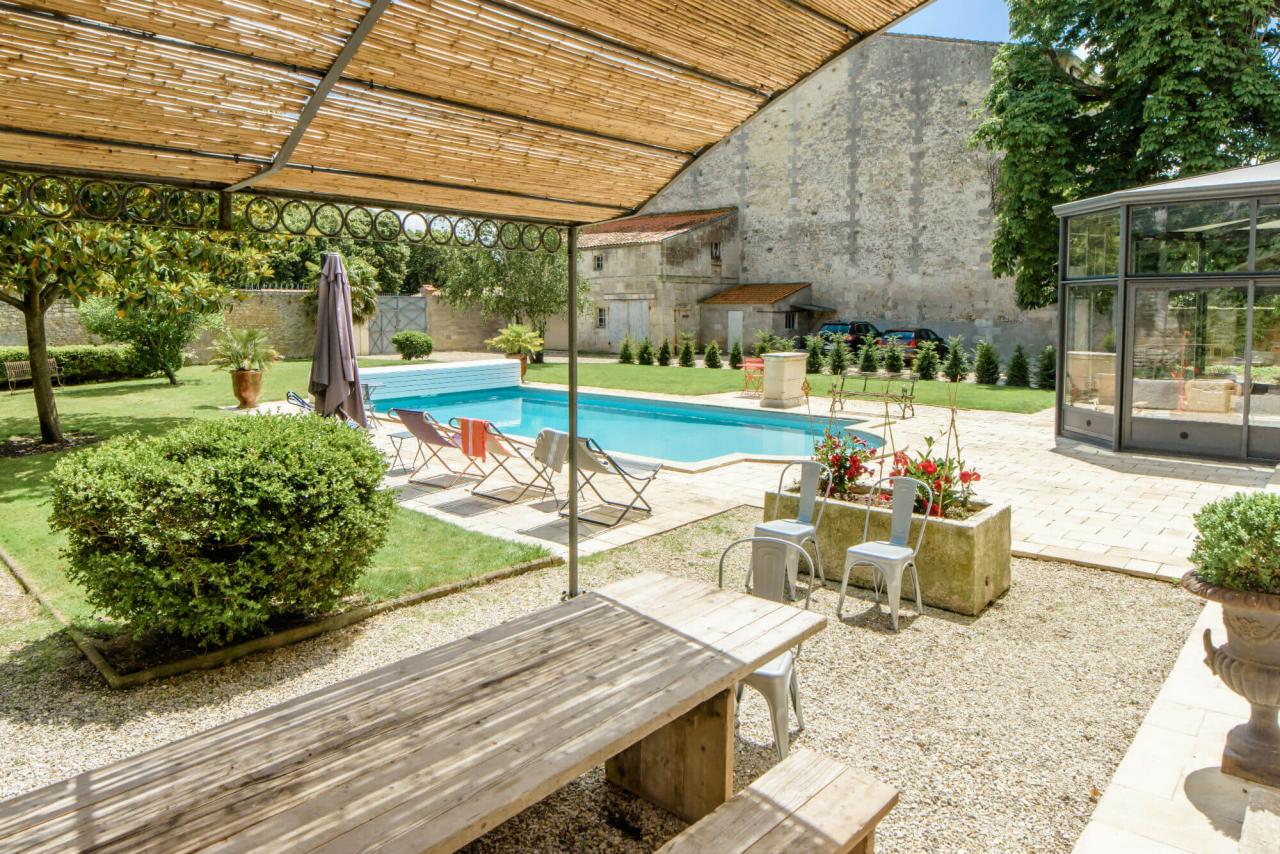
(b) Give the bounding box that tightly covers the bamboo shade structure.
[0,0,931,223]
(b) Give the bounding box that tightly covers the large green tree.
[0,220,268,443]
[435,246,581,360]
[973,0,1280,308]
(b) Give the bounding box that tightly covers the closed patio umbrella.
[309,252,367,427]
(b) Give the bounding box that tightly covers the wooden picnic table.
[0,572,825,853]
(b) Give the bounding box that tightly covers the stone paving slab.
[356,384,1274,574]
[1073,602,1280,854]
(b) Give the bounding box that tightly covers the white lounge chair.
[556,435,661,527]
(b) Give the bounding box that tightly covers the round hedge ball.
[49,414,394,646]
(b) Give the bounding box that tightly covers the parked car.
[797,320,882,352]
[876,328,949,364]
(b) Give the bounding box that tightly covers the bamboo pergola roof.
[0,0,929,225]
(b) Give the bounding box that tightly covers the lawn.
[0,359,545,639]
[525,362,1055,414]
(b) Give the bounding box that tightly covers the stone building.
[555,32,1056,357]
[545,208,741,352]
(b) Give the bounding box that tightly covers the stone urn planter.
[1182,572,1280,787]
[230,369,263,409]
[765,490,1011,616]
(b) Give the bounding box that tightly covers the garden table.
[0,571,825,853]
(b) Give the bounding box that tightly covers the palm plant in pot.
[485,323,543,379]
[209,328,280,408]
[1184,491,1280,786]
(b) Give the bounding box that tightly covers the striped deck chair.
[392,409,475,488]
[452,418,557,504]
[559,435,662,527]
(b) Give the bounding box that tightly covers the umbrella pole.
[567,225,580,599]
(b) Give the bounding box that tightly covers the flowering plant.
[889,435,981,517]
[813,430,875,499]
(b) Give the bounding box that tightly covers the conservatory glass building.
[1054,161,1280,461]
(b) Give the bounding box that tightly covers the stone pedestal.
[761,352,807,409]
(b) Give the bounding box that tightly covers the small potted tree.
[209,328,280,408]
[1183,492,1280,786]
[486,323,543,379]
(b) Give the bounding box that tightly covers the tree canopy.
[434,247,581,352]
[0,219,269,441]
[973,0,1280,308]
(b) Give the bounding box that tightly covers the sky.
[890,0,1011,43]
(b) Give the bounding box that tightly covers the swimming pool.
[373,385,881,465]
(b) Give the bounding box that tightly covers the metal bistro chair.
[754,461,832,598]
[719,536,816,759]
[838,476,933,631]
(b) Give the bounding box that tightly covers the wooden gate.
[370,295,428,354]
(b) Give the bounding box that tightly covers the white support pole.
[567,225,580,598]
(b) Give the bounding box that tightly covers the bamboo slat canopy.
[0,0,928,224]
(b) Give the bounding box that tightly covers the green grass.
[0,359,545,637]
[525,362,1055,414]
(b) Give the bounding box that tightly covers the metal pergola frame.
[1,0,938,597]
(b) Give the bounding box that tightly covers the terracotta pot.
[505,352,527,380]
[1183,571,1280,787]
[231,370,263,409]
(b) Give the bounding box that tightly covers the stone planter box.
[763,490,1012,616]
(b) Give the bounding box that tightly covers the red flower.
[920,459,938,476]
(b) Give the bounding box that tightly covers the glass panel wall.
[1063,284,1118,431]
[1066,210,1121,279]
[1130,201,1252,275]
[1130,286,1249,426]
[1255,198,1280,271]
[1250,286,1280,430]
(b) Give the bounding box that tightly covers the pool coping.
[378,380,884,474]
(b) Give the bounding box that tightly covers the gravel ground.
[0,507,1200,852]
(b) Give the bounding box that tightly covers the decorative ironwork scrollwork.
[0,171,565,254]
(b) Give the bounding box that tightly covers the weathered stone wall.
[0,300,99,347]
[641,33,1057,359]
[0,291,366,361]
[422,291,501,353]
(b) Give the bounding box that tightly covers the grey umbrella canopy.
[309,252,367,427]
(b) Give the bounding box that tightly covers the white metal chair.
[754,460,832,597]
[838,476,933,631]
[718,536,816,759]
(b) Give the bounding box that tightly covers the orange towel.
[459,418,488,462]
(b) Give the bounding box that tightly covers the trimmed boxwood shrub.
[390,331,433,360]
[0,344,147,385]
[49,415,395,646]
[1191,492,1280,594]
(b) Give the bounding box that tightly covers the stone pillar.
[761,352,807,409]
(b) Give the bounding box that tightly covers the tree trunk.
[23,288,62,444]
[162,364,179,385]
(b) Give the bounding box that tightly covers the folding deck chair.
[451,418,557,504]
[391,409,475,488]
[557,434,662,527]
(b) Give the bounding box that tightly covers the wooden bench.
[657,748,898,854]
[4,358,63,393]
[742,356,765,396]
[830,371,916,418]
[0,572,825,852]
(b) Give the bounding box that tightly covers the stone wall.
[0,300,98,347]
[423,291,501,353]
[640,33,1057,359]
[0,290,363,361]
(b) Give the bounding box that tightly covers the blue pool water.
[374,386,881,463]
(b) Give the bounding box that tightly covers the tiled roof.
[702,283,810,305]
[578,208,736,248]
